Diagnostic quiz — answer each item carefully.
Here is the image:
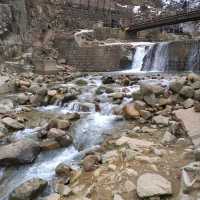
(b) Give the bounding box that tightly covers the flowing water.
[0,76,130,200]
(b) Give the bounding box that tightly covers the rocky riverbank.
[0,70,199,200]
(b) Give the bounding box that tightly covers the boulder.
[54,183,72,196]
[30,94,44,106]
[0,139,40,166]
[47,90,57,97]
[134,100,146,111]
[2,117,24,130]
[102,76,115,84]
[169,79,185,93]
[183,98,194,109]
[9,178,47,200]
[152,115,169,126]
[55,163,72,177]
[137,173,172,198]
[40,139,60,151]
[17,93,29,105]
[123,103,140,119]
[139,110,152,120]
[194,89,200,101]
[83,155,101,172]
[140,83,164,96]
[187,73,200,82]
[179,86,194,98]
[144,94,158,107]
[161,131,176,144]
[194,101,200,112]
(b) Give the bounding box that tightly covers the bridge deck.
[127,9,200,32]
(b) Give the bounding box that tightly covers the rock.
[161,131,176,144]
[194,148,200,161]
[187,73,200,82]
[83,155,101,172]
[75,79,88,86]
[40,139,60,151]
[132,90,143,101]
[110,92,124,100]
[180,86,194,98]
[169,79,185,93]
[183,98,194,109]
[17,93,29,105]
[137,173,172,198]
[55,163,72,177]
[152,115,169,126]
[62,94,77,104]
[48,128,72,147]
[48,90,57,97]
[0,139,40,166]
[191,81,200,90]
[144,94,158,107]
[19,80,31,88]
[140,110,152,120]
[123,103,140,119]
[30,94,44,106]
[9,178,47,200]
[0,99,14,114]
[0,76,15,94]
[95,86,114,95]
[56,120,70,130]
[102,76,115,84]
[43,193,61,200]
[194,89,200,101]
[115,136,154,150]
[134,100,146,111]
[174,108,200,147]
[2,117,24,130]
[54,183,72,196]
[0,131,5,139]
[113,194,124,200]
[194,101,200,112]
[140,83,164,96]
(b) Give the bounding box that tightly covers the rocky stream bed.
[0,70,199,200]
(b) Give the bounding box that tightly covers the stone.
[48,90,57,97]
[0,99,14,114]
[180,86,194,98]
[40,139,60,151]
[134,100,146,111]
[54,183,72,196]
[110,92,124,100]
[2,117,24,130]
[183,98,194,109]
[169,79,185,93]
[55,163,72,177]
[0,131,5,139]
[174,108,200,147]
[137,173,172,198]
[0,139,40,166]
[194,148,200,161]
[161,131,176,144]
[132,90,143,101]
[9,178,47,200]
[43,193,61,200]
[144,94,158,107]
[62,94,77,104]
[0,76,15,94]
[95,86,114,95]
[83,155,101,172]
[17,93,29,105]
[75,79,88,86]
[152,115,169,126]
[102,76,115,84]
[113,194,124,200]
[140,110,152,120]
[19,80,31,87]
[115,136,154,150]
[48,128,66,138]
[56,120,70,130]
[194,101,200,112]
[30,94,44,106]
[123,103,140,119]
[194,89,200,101]
[140,83,164,96]
[191,81,200,90]
[187,73,200,82]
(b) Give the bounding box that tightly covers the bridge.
[126,8,200,32]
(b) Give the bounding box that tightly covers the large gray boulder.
[2,117,24,130]
[9,178,47,200]
[137,173,172,198]
[0,139,40,166]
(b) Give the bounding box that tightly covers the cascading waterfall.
[142,42,169,72]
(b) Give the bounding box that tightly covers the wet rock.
[137,173,172,198]
[110,92,124,100]
[132,90,143,101]
[0,139,40,166]
[83,154,101,172]
[191,81,200,90]
[47,119,70,130]
[180,86,194,98]
[102,76,115,84]
[0,99,14,114]
[0,131,5,139]
[62,94,77,104]
[183,98,194,109]
[19,80,31,88]
[75,79,88,86]
[194,148,200,161]
[40,139,60,151]
[113,194,124,200]
[55,163,72,177]
[140,83,164,96]
[9,178,47,200]
[30,94,44,106]
[169,79,185,93]
[123,103,140,119]
[2,117,24,130]
[95,86,114,95]
[65,113,80,121]
[152,115,169,126]
[161,131,176,144]
[194,89,200,101]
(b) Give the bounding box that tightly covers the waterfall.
[131,45,148,72]
[142,42,169,72]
